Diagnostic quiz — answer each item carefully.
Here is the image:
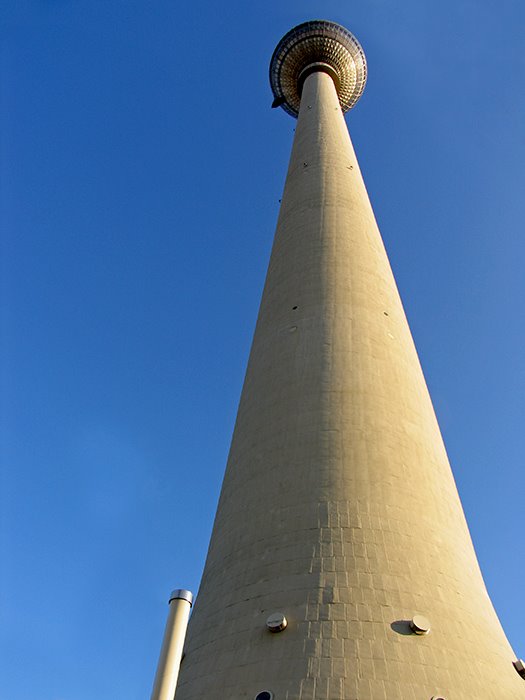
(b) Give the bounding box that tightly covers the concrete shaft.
[175,71,523,699]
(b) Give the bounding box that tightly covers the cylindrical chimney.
[150,589,193,700]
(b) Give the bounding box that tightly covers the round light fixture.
[254,692,274,700]
[410,615,431,635]
[266,612,288,633]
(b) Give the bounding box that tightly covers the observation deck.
[269,20,367,118]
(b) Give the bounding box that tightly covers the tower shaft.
[175,67,523,699]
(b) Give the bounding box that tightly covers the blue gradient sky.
[2,1,524,698]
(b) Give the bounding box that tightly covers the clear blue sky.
[1,1,524,698]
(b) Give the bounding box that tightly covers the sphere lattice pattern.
[269,20,367,118]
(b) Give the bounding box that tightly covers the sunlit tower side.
[173,20,525,699]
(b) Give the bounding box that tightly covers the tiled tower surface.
[175,21,524,700]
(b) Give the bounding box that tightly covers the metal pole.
[150,589,193,700]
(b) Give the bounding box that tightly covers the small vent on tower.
[410,615,431,635]
[513,659,525,678]
[266,612,288,632]
[255,692,274,700]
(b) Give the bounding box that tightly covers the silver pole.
[150,589,193,700]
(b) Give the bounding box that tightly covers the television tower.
[173,20,525,699]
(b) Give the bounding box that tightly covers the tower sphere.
[269,20,367,118]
